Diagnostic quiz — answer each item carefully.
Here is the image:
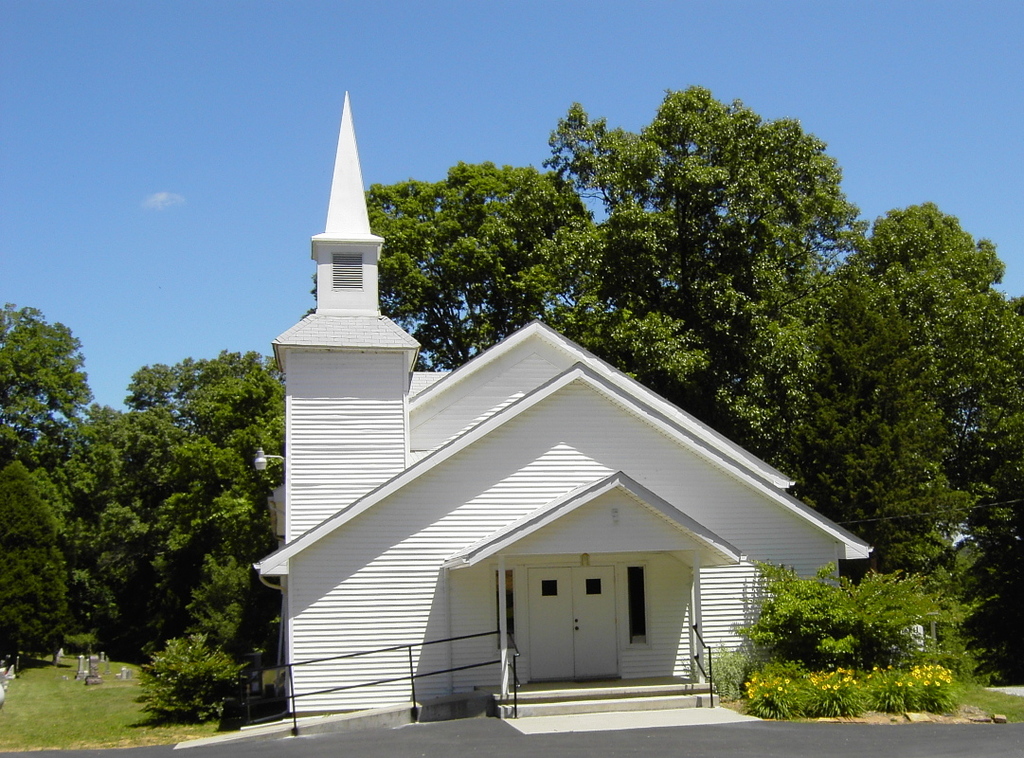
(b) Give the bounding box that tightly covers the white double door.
[527,566,618,680]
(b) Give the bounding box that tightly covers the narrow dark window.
[627,566,647,643]
[494,570,514,636]
[585,578,602,595]
[332,253,362,290]
[541,579,558,596]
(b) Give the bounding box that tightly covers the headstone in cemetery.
[84,654,103,685]
[75,654,87,680]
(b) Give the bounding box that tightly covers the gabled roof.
[256,360,870,575]
[410,321,794,490]
[443,472,743,569]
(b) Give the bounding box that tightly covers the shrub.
[803,668,864,717]
[139,634,243,722]
[712,648,759,701]
[744,662,806,719]
[743,563,947,671]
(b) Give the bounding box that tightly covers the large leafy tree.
[0,461,70,654]
[544,88,863,457]
[65,351,284,659]
[370,161,589,368]
[0,304,91,472]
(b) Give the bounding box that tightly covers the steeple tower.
[272,95,419,542]
[311,93,383,317]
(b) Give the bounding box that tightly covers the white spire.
[321,92,379,240]
[311,94,383,316]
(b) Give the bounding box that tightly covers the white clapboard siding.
[285,350,409,539]
[287,375,845,710]
[412,350,566,451]
[698,563,762,650]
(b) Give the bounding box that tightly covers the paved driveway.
[23,718,1024,758]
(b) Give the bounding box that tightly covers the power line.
[835,499,1022,526]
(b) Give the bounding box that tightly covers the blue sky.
[2,1,1021,410]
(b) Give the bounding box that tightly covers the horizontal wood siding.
[412,351,562,451]
[287,377,842,710]
[285,351,408,539]
[699,563,762,650]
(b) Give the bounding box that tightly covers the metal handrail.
[240,630,503,733]
[691,624,716,708]
[504,633,521,718]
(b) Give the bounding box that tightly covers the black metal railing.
[504,634,521,718]
[691,624,716,708]
[237,630,511,733]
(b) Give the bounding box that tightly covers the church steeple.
[311,93,383,316]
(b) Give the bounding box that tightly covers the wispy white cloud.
[142,191,185,210]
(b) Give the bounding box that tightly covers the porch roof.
[442,472,744,570]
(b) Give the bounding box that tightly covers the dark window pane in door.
[586,578,601,594]
[541,579,558,596]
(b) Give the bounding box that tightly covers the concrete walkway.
[506,706,758,734]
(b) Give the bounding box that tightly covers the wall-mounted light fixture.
[254,448,285,471]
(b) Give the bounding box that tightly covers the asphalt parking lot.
[24,717,1024,758]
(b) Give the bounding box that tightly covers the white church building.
[255,95,871,714]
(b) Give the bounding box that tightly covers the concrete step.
[507,683,712,705]
[498,693,718,719]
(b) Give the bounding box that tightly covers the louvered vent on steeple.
[332,253,363,290]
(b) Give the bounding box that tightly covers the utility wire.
[835,498,1022,526]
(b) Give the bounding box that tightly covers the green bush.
[138,634,243,723]
[743,563,947,670]
[712,648,758,701]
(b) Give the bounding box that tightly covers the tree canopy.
[370,161,588,368]
[0,303,91,471]
[0,461,70,654]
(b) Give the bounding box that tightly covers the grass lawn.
[0,657,220,751]
[959,685,1024,722]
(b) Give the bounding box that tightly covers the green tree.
[786,272,971,573]
[370,161,590,368]
[545,87,863,457]
[0,304,91,471]
[0,461,70,654]
[847,204,1024,679]
[65,351,284,659]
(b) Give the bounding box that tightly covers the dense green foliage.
[0,461,70,654]
[370,161,588,367]
[742,563,954,671]
[139,634,244,722]
[0,304,91,472]
[64,352,284,660]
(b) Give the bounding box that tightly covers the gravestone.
[84,655,103,685]
[75,655,87,680]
